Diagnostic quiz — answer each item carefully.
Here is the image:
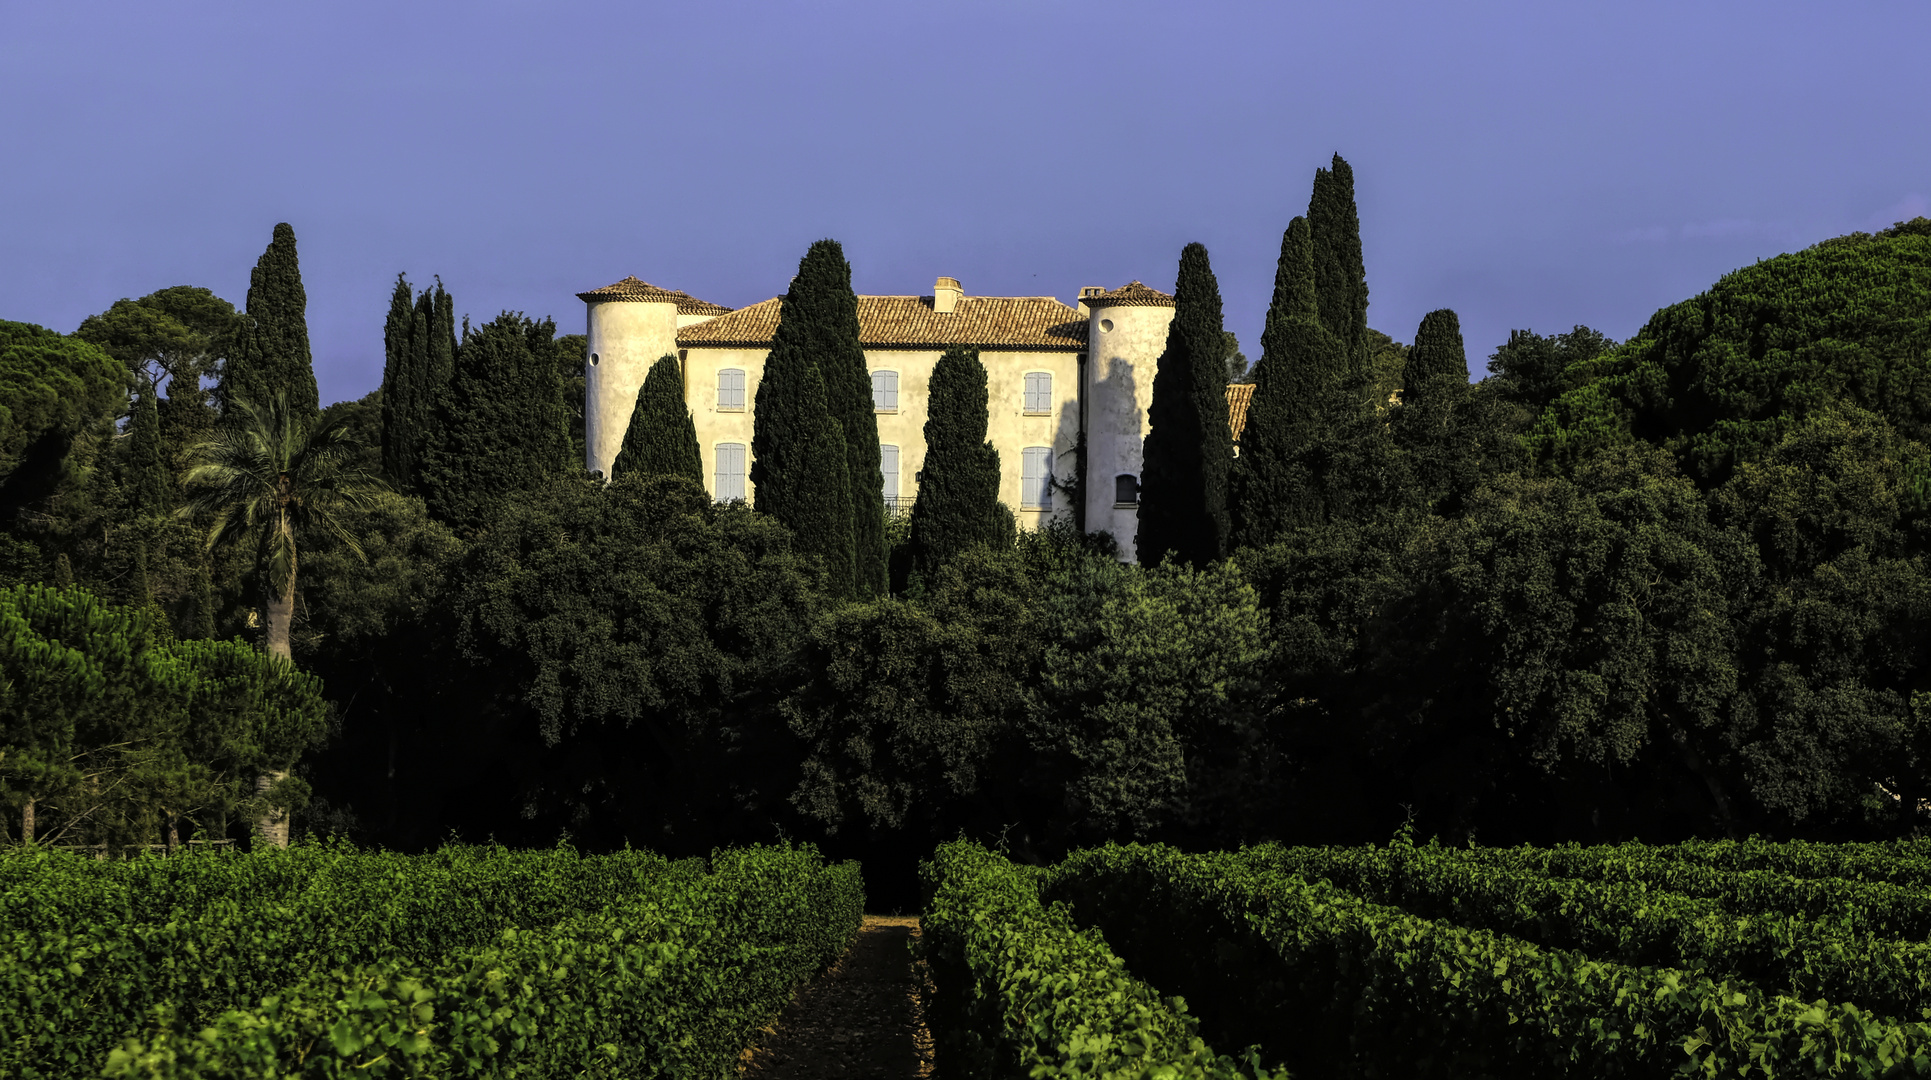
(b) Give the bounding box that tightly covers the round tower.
[577,277,681,479]
[1080,281,1176,563]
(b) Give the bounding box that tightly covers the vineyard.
[922,836,1931,1080]
[19,836,1931,1078]
[0,841,863,1079]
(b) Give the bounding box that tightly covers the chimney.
[1077,285,1104,318]
[934,276,962,314]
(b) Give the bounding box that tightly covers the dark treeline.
[7,194,1931,898]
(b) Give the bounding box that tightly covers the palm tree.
[180,394,382,844]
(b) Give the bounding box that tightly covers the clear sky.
[3,1,1926,406]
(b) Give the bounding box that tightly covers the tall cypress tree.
[751,265,856,599]
[907,345,1008,584]
[1232,216,1349,548]
[381,275,457,496]
[421,312,569,529]
[126,375,170,517]
[1136,242,1234,568]
[219,222,319,421]
[614,355,702,484]
[1309,155,1370,371]
[1403,309,1467,396]
[788,240,887,597]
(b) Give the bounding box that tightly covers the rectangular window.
[880,444,899,502]
[872,369,898,411]
[715,443,746,502]
[1021,446,1053,510]
[717,369,746,411]
[1023,372,1051,413]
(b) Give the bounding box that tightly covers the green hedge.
[1045,843,1931,1079]
[1249,840,1931,1022]
[3,842,860,1079]
[918,839,1287,1080]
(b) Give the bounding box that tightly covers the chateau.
[578,274,1252,563]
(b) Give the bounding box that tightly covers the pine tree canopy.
[785,240,886,597]
[1232,216,1349,548]
[615,355,703,485]
[380,274,456,495]
[1309,154,1370,371]
[907,344,1008,584]
[0,320,126,505]
[751,258,857,598]
[220,223,319,422]
[420,312,570,529]
[1137,242,1234,568]
[1404,309,1468,393]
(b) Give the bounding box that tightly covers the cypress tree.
[1309,155,1370,371]
[1136,243,1235,568]
[381,275,456,496]
[186,563,217,640]
[219,222,319,421]
[1403,309,1467,396]
[421,312,570,529]
[1231,216,1349,548]
[906,345,1008,584]
[789,240,887,597]
[614,355,702,484]
[126,375,170,517]
[750,268,856,598]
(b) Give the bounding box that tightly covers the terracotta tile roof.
[678,295,1087,351]
[577,276,733,316]
[1083,281,1175,309]
[1227,383,1255,441]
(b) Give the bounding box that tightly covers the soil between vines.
[738,915,937,1079]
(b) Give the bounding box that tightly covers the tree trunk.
[257,545,296,848]
[255,772,290,849]
[19,799,32,845]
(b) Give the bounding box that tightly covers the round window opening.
[589,353,600,367]
[1099,319,1114,333]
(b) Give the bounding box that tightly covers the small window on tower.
[872,370,898,411]
[1023,372,1052,414]
[1114,474,1139,506]
[717,369,746,411]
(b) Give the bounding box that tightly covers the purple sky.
[4,1,1927,406]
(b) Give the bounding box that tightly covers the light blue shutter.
[718,370,745,410]
[880,444,899,502]
[715,443,746,501]
[872,370,898,410]
[1021,446,1052,509]
[1024,372,1051,412]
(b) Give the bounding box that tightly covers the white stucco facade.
[578,274,1184,559]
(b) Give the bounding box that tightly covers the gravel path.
[738,915,937,1079]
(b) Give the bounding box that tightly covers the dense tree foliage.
[1308,154,1369,370]
[420,312,570,529]
[218,223,318,423]
[614,355,702,484]
[1138,243,1234,568]
[0,321,125,509]
[904,345,1011,588]
[752,255,858,597]
[380,274,456,494]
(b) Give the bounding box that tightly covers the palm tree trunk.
[20,799,33,845]
[257,558,295,848]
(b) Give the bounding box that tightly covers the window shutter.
[718,370,745,410]
[880,445,899,501]
[715,443,746,501]
[872,370,898,411]
[1023,372,1051,413]
[1021,446,1052,510]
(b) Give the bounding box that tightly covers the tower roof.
[1082,281,1175,309]
[678,295,1087,351]
[1226,383,1255,441]
[576,276,733,316]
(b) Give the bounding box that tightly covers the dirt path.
[739,915,937,1079]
